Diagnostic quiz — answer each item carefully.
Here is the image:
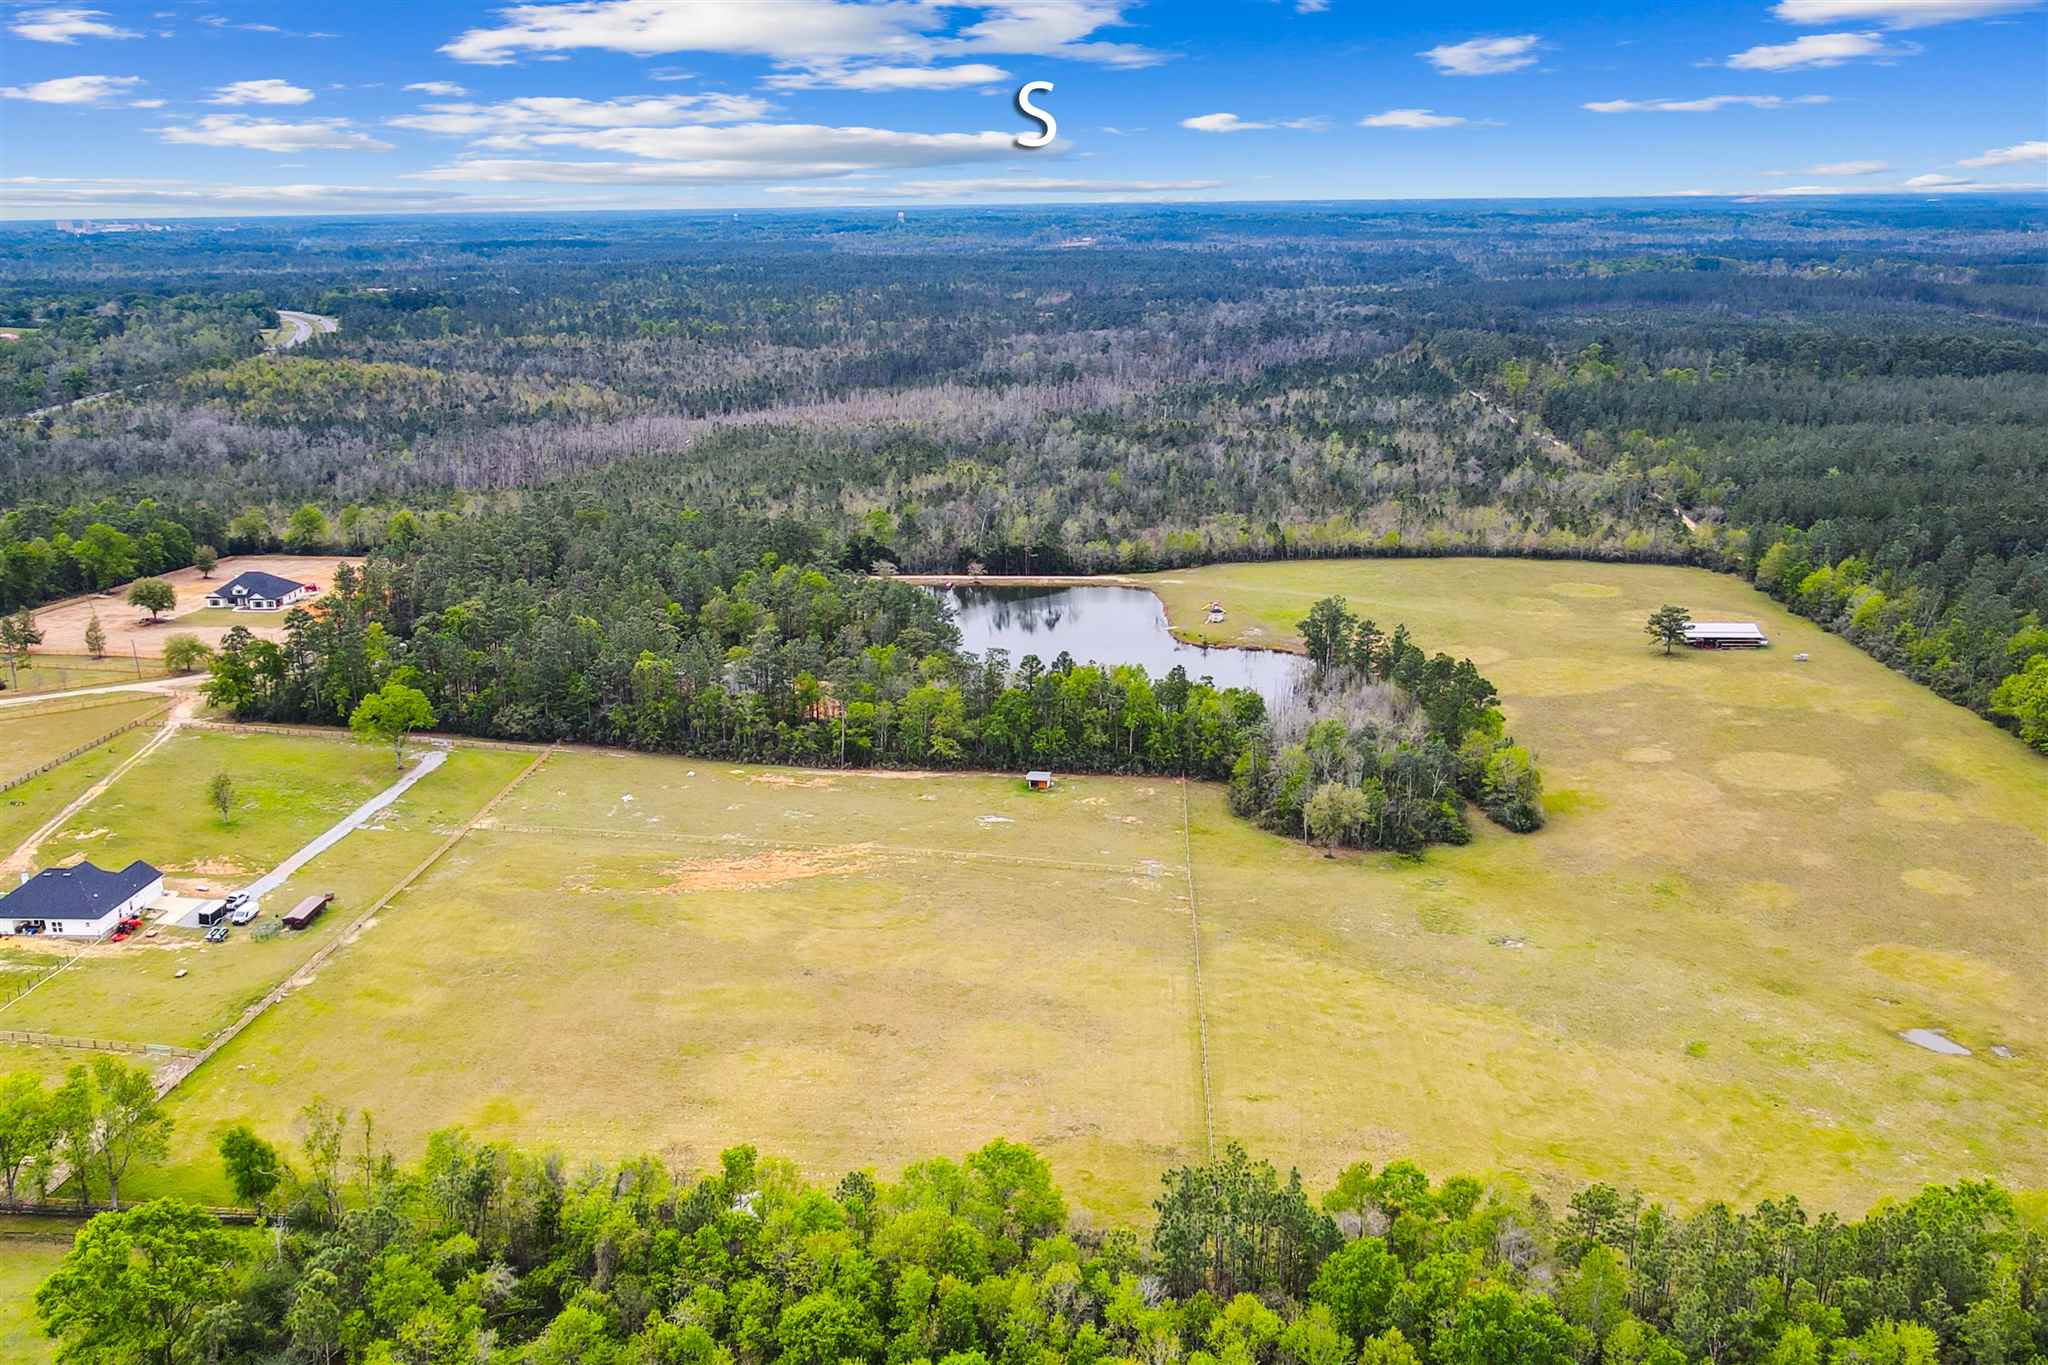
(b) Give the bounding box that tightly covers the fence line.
[0,1198,258,1226]
[0,1028,196,1058]
[152,746,556,1100]
[0,702,172,796]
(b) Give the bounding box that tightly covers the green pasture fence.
[0,701,173,795]
[0,1028,197,1058]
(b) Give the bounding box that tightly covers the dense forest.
[201,514,1540,852]
[9,1055,2043,1365]
[2,200,2044,748]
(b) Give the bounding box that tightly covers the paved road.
[271,310,339,350]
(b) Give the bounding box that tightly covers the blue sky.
[2,0,2043,217]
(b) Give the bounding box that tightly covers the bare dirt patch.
[658,844,880,892]
[750,772,838,789]
[27,555,360,659]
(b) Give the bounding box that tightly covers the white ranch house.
[0,860,163,937]
[206,569,317,612]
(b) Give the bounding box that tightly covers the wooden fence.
[0,701,171,796]
[0,1028,196,1058]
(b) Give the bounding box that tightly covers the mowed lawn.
[0,740,532,1050]
[43,730,420,882]
[148,759,1206,1219]
[0,695,165,787]
[0,723,160,863]
[0,1221,74,1365]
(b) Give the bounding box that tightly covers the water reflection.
[935,586,1305,703]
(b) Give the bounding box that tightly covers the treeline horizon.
[3,203,2043,749]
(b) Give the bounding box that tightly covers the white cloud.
[0,175,542,216]
[9,7,138,43]
[440,0,1165,69]
[1180,112,1325,133]
[208,79,315,105]
[1958,140,2048,168]
[129,97,165,108]
[1360,108,1472,129]
[1296,0,1330,10]
[389,93,772,138]
[770,176,1224,198]
[1585,94,1831,113]
[1181,112,1264,133]
[410,122,1025,185]
[1726,31,1911,69]
[1419,34,1540,76]
[1805,159,1890,174]
[1902,171,2043,191]
[155,115,394,153]
[1755,183,1850,195]
[404,80,470,96]
[765,62,1009,90]
[1772,0,2039,28]
[0,73,143,104]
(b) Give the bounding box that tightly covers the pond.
[934,585,1306,703]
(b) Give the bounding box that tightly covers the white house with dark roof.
[205,569,316,612]
[1,860,164,937]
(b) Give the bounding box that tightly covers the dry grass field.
[5,557,2041,1224]
[143,759,1206,1217]
[24,555,358,658]
[0,653,166,697]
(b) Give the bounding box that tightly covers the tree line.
[196,514,1541,854]
[20,1102,2043,1365]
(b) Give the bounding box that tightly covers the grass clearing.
[43,730,417,884]
[0,696,166,787]
[23,559,2046,1220]
[2,743,531,1050]
[0,1219,72,1364]
[0,654,165,697]
[0,725,160,862]
[145,761,1204,1219]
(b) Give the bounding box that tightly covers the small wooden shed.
[1025,770,1055,791]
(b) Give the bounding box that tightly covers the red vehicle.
[108,915,144,943]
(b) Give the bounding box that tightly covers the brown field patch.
[1875,789,1966,824]
[25,555,360,659]
[659,844,881,892]
[750,772,838,789]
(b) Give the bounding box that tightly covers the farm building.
[0,860,163,937]
[1684,621,1770,649]
[1025,771,1055,791]
[204,569,317,612]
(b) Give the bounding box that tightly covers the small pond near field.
[934,585,1306,704]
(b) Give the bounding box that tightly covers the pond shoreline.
[893,573,1311,660]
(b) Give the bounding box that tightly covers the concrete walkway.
[221,749,448,917]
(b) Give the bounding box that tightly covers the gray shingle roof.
[1,860,161,921]
[212,569,309,601]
